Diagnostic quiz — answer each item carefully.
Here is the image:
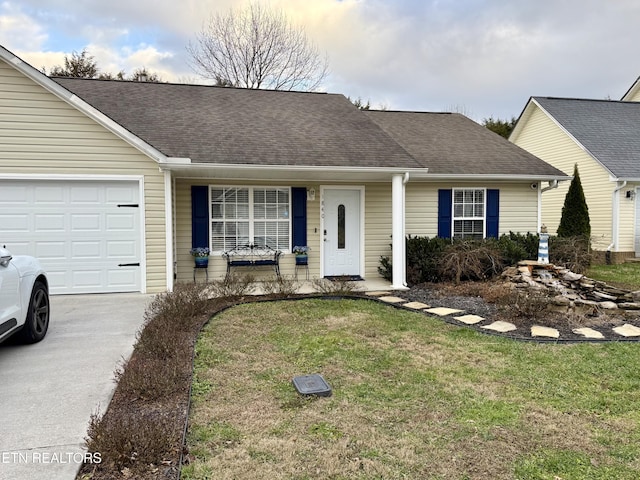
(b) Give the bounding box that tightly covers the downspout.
[538,180,558,232]
[608,181,627,264]
[541,180,558,193]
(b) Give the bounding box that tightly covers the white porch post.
[164,170,174,292]
[391,174,407,289]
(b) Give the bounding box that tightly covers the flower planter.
[194,256,209,268]
[295,255,308,265]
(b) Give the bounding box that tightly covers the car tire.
[18,281,50,344]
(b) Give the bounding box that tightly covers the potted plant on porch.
[190,247,211,267]
[292,245,309,265]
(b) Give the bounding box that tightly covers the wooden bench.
[222,244,282,280]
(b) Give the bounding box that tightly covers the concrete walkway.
[0,293,150,480]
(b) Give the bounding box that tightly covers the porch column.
[391,174,407,289]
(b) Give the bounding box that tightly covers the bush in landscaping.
[497,232,539,264]
[549,235,592,273]
[557,164,591,240]
[311,277,357,295]
[261,275,300,296]
[379,233,539,286]
[437,240,505,284]
[85,408,179,474]
[209,273,257,297]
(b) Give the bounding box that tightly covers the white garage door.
[0,179,141,295]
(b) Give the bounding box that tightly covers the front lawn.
[588,263,640,291]
[183,298,640,480]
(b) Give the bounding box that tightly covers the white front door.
[635,187,640,257]
[323,188,362,277]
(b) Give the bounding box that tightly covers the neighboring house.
[0,45,568,294]
[622,77,640,102]
[510,96,640,262]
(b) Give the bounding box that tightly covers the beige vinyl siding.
[0,59,167,292]
[406,182,540,237]
[512,105,616,252]
[619,182,639,253]
[175,179,542,283]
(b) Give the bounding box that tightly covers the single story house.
[0,45,568,294]
[510,95,640,262]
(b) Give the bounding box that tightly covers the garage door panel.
[107,213,136,231]
[35,242,66,259]
[0,179,141,294]
[70,186,101,204]
[72,214,101,231]
[0,214,29,232]
[0,186,28,203]
[34,214,65,231]
[35,185,65,203]
[71,241,102,258]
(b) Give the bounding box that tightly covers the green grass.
[183,298,640,480]
[588,262,640,290]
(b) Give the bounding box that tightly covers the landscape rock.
[512,261,640,316]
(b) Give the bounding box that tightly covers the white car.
[0,246,50,344]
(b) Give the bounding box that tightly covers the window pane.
[338,204,346,249]
[210,186,290,252]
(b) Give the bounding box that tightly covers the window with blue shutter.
[191,186,209,249]
[437,189,452,239]
[438,188,500,239]
[291,187,307,249]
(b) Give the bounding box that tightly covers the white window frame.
[209,186,291,253]
[452,187,486,239]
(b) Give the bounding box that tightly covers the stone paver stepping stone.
[613,324,640,337]
[531,325,560,338]
[425,307,464,316]
[403,301,430,310]
[454,314,485,325]
[573,327,604,339]
[481,321,517,333]
[378,296,406,304]
[366,291,392,297]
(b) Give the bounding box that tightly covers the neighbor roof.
[534,97,640,179]
[364,110,566,177]
[54,78,420,170]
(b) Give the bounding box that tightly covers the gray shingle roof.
[54,78,420,169]
[534,97,640,179]
[364,110,566,176]
[52,77,565,178]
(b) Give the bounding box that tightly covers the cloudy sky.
[2,0,639,121]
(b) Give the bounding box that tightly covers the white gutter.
[537,180,560,232]
[608,181,627,260]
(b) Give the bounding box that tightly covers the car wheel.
[18,281,50,344]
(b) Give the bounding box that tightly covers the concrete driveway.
[0,293,151,480]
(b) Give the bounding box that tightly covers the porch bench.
[222,244,282,280]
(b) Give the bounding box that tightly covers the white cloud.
[2,0,640,119]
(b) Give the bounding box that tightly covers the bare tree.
[187,2,328,91]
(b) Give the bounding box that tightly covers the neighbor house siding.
[512,105,615,252]
[0,59,167,292]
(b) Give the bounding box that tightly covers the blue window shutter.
[191,186,209,248]
[486,189,499,238]
[291,187,307,249]
[438,189,452,239]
